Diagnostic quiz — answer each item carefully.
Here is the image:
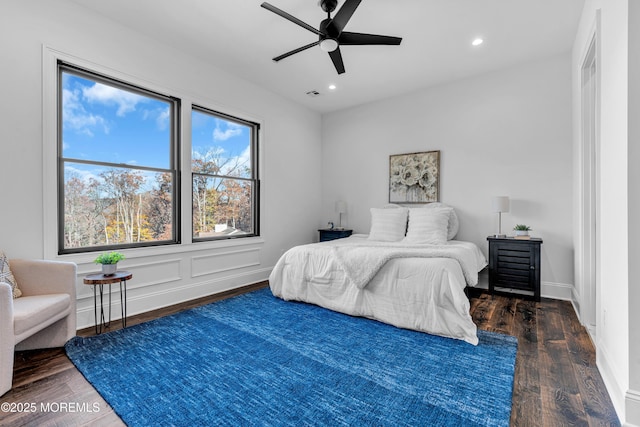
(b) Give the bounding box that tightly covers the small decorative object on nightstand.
[319,228,353,242]
[487,236,542,301]
[513,224,532,239]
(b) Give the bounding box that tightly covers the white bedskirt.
[269,236,486,345]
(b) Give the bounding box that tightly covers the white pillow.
[367,207,408,242]
[423,202,459,240]
[403,208,450,245]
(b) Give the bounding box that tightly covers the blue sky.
[191,109,252,178]
[62,72,251,183]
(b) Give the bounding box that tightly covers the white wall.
[628,1,640,423]
[0,1,322,328]
[572,0,640,424]
[321,54,574,296]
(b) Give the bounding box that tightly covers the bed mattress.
[269,235,487,345]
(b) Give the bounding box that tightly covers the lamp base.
[494,234,507,238]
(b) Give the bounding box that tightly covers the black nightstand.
[319,228,353,242]
[487,236,543,301]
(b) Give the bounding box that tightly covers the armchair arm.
[0,282,14,344]
[10,259,77,299]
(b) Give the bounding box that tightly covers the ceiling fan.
[260,0,402,74]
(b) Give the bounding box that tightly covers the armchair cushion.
[0,251,21,298]
[13,294,71,338]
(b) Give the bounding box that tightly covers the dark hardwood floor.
[1,283,620,426]
[468,290,619,426]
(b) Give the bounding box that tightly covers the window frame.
[191,105,260,243]
[57,61,181,255]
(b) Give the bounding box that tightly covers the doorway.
[580,29,599,338]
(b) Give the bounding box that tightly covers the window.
[191,107,259,241]
[58,63,179,253]
[56,61,260,254]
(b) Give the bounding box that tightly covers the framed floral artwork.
[389,151,440,203]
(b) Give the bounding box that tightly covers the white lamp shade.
[335,201,347,213]
[491,196,510,213]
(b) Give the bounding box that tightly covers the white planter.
[514,230,529,236]
[101,263,117,276]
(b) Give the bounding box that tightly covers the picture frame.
[389,150,440,204]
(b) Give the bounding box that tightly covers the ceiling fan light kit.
[320,38,339,52]
[261,0,402,74]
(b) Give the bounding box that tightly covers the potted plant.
[513,224,532,237]
[94,251,125,276]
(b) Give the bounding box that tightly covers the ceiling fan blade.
[328,0,362,35]
[261,2,324,37]
[273,41,320,62]
[338,32,402,45]
[328,47,345,74]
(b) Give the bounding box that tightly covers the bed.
[269,204,487,345]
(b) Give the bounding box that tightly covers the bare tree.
[100,169,148,244]
[192,147,249,236]
[147,172,173,240]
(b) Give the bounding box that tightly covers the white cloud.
[156,107,170,130]
[219,145,251,176]
[213,122,242,141]
[192,146,225,161]
[238,145,251,167]
[83,82,145,117]
[142,106,170,130]
[62,88,109,137]
[64,164,101,184]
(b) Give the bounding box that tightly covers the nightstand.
[319,228,353,242]
[487,236,542,301]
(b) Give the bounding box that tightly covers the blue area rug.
[65,288,517,426]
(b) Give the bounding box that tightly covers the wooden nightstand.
[319,228,353,242]
[487,236,542,301]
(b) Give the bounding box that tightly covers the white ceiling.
[72,0,585,114]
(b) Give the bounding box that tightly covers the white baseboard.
[596,341,626,424]
[625,389,640,426]
[541,280,573,300]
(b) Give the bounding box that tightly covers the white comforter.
[269,235,487,345]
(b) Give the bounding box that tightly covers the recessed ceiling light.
[328,84,337,90]
[472,38,484,46]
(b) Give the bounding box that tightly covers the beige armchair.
[0,259,77,396]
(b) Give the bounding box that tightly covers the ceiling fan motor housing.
[320,18,339,39]
[320,0,338,13]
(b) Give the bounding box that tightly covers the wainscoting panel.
[123,258,183,290]
[191,247,261,278]
[75,258,182,301]
[74,267,271,330]
[71,241,269,330]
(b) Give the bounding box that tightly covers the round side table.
[83,271,132,334]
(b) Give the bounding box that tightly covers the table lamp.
[335,201,347,230]
[492,196,510,237]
